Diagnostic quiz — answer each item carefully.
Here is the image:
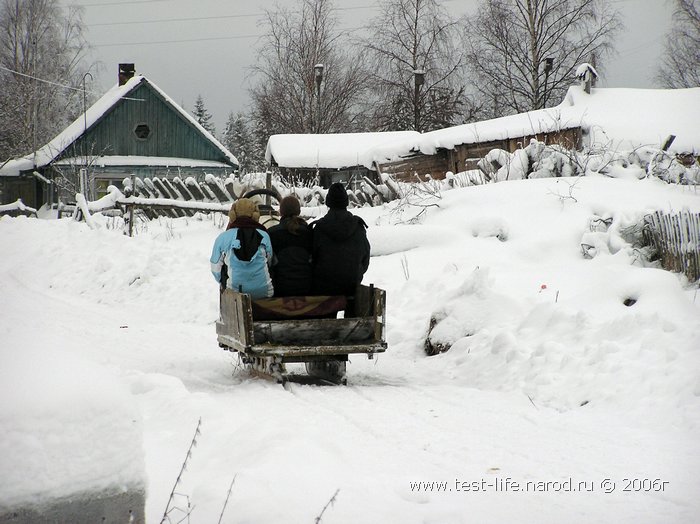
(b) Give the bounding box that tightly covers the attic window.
[134,123,151,140]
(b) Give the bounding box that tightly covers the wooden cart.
[216,284,387,384]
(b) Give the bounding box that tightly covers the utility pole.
[542,58,554,109]
[82,72,93,201]
[314,64,324,133]
[413,69,425,132]
[30,0,37,170]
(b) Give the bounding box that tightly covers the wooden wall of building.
[65,83,231,165]
[377,127,583,182]
[376,150,450,183]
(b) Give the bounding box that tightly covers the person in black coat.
[268,195,313,296]
[311,183,370,296]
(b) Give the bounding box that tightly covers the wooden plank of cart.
[216,284,387,385]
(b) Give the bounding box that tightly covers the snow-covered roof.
[265,131,420,170]
[54,156,231,169]
[369,85,700,163]
[562,85,700,154]
[369,106,583,164]
[0,75,238,178]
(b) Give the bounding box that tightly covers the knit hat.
[279,195,301,218]
[229,198,260,223]
[325,183,349,209]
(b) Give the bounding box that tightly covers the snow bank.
[360,176,700,426]
[0,347,145,509]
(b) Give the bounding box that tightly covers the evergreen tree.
[192,94,216,135]
[223,111,268,174]
[223,112,249,173]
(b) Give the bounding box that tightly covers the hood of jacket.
[313,209,366,241]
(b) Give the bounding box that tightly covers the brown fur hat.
[279,195,301,218]
[229,198,260,223]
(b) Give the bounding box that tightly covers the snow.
[265,131,421,170]
[0,199,37,214]
[563,86,700,154]
[576,62,599,79]
[54,155,233,169]
[366,86,700,164]
[0,75,237,178]
[1,175,699,522]
[0,349,144,508]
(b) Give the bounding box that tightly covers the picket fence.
[645,210,700,282]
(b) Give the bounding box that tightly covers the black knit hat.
[326,183,349,209]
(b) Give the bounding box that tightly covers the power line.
[92,25,367,47]
[0,65,86,93]
[93,34,263,47]
[0,65,143,100]
[71,0,171,6]
[85,4,378,27]
[90,13,263,27]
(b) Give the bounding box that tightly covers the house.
[265,131,420,188]
[372,109,582,182]
[370,84,700,182]
[0,64,238,209]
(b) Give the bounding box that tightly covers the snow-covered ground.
[1,176,699,523]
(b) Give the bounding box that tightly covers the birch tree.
[656,0,700,88]
[362,0,472,132]
[0,0,93,161]
[464,0,622,117]
[249,0,367,135]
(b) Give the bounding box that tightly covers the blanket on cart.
[252,295,347,320]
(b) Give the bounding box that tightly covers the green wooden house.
[0,64,238,210]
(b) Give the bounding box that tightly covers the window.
[134,123,151,140]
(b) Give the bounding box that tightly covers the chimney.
[118,63,135,86]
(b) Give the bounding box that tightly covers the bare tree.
[362,0,472,132]
[465,0,622,117]
[656,0,700,88]
[248,0,367,136]
[0,0,93,161]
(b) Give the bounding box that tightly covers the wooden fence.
[645,210,700,282]
[72,174,399,236]
[114,174,393,219]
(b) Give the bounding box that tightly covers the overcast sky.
[68,0,673,133]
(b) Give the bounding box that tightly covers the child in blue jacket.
[210,198,274,298]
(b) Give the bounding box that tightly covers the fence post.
[648,210,700,282]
